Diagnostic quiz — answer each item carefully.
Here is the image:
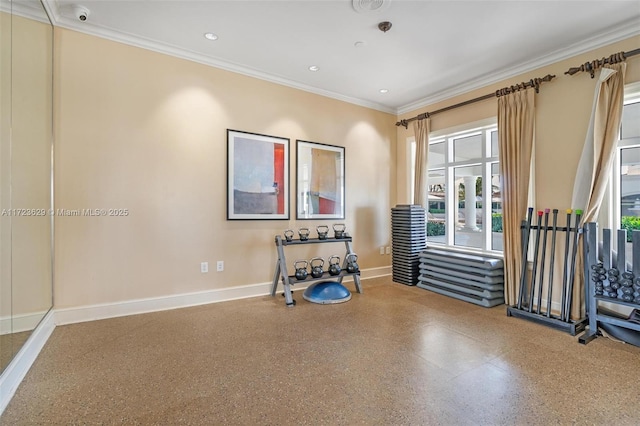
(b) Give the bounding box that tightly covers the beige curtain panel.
[412,118,430,207]
[570,63,627,320]
[498,89,535,306]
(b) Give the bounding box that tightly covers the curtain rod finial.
[396,119,408,128]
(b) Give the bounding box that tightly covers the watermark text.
[1,208,130,217]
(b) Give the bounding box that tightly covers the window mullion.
[445,137,454,246]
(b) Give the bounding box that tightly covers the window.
[410,119,501,253]
[612,83,640,259]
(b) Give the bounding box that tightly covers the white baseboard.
[56,266,391,326]
[0,310,55,415]
[55,281,273,326]
[358,266,391,280]
[0,310,50,335]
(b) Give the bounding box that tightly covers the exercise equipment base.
[506,306,587,336]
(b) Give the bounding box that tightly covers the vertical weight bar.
[528,211,544,313]
[560,209,572,321]
[564,209,582,322]
[536,209,550,314]
[546,209,559,317]
[517,208,534,310]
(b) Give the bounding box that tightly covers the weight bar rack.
[391,205,426,286]
[506,208,588,335]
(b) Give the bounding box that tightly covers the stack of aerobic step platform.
[418,246,504,307]
[391,205,426,286]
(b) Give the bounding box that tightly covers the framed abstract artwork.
[227,130,289,220]
[296,140,345,220]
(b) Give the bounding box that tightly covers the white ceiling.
[39,0,640,114]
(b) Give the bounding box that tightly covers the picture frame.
[296,140,345,220]
[227,129,290,220]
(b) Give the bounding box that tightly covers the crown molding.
[43,1,396,115]
[39,1,640,118]
[396,18,640,116]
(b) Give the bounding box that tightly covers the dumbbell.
[621,287,633,296]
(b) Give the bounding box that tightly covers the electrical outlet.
[216,260,224,272]
[379,246,385,255]
[201,262,208,273]
[385,246,391,255]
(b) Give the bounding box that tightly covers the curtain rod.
[395,74,556,128]
[565,48,640,78]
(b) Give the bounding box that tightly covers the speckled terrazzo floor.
[2,276,640,425]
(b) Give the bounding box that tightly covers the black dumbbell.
[621,287,633,296]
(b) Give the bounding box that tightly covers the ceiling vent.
[352,0,390,13]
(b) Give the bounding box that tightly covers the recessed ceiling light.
[379,89,389,94]
[309,65,320,72]
[204,33,218,41]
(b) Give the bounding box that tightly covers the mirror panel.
[0,0,14,372]
[0,0,53,373]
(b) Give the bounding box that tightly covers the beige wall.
[396,36,640,210]
[54,28,396,309]
[54,27,639,310]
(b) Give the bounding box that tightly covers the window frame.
[608,82,640,248]
[409,118,502,255]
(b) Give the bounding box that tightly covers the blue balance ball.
[303,281,352,304]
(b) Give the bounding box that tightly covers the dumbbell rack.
[579,223,640,344]
[270,235,362,307]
